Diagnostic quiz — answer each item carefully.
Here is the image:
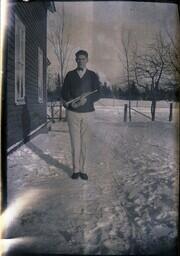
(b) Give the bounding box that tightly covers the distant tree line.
[100,81,179,101]
[100,82,113,98]
[115,83,179,101]
[47,75,179,102]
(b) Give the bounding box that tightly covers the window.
[38,47,43,103]
[15,14,26,105]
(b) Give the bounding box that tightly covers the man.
[61,50,100,180]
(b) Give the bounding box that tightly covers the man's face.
[76,55,88,69]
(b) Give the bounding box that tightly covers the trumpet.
[64,89,98,107]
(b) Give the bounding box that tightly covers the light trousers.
[67,110,94,173]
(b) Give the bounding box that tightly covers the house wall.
[7,2,48,148]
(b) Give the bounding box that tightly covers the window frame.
[15,14,26,105]
[38,47,44,103]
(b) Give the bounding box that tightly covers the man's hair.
[75,50,88,58]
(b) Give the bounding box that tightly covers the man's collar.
[76,67,86,71]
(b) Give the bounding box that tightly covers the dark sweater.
[61,69,100,113]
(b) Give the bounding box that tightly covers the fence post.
[124,104,128,122]
[51,103,55,123]
[128,103,131,122]
[59,102,62,121]
[169,102,173,121]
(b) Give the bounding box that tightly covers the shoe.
[71,172,80,179]
[79,172,88,180]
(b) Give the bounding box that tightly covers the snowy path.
[5,101,179,255]
[86,108,178,254]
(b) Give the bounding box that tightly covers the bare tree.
[134,33,170,120]
[48,3,73,120]
[118,28,137,121]
[166,30,180,90]
[48,3,73,88]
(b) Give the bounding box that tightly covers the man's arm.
[92,72,101,102]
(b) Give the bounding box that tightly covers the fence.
[123,101,175,122]
[47,99,177,123]
[47,101,66,123]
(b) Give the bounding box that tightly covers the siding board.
[7,2,48,148]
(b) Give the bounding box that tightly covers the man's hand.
[63,101,69,108]
[71,97,87,109]
[79,97,87,106]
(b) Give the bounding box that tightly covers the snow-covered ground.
[5,98,179,255]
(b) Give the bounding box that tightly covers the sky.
[47,1,179,85]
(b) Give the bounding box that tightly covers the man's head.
[75,50,88,70]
